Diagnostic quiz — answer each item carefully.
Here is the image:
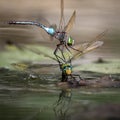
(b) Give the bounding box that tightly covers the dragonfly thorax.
[55,31,66,41]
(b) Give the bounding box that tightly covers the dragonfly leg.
[64,44,72,54]
[60,44,67,62]
[69,46,82,52]
[73,74,83,80]
[54,44,66,64]
[72,74,85,81]
[68,74,84,87]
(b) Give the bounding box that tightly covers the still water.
[0,84,120,120]
[0,69,120,120]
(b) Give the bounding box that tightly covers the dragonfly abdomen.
[9,21,44,28]
[9,21,55,36]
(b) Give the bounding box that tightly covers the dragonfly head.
[62,63,72,75]
[67,36,74,46]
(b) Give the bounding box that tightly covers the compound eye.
[67,36,74,46]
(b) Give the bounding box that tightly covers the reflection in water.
[53,89,72,120]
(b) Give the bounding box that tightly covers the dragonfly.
[8,0,77,64]
[22,35,104,86]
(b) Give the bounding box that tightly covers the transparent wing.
[59,0,65,30]
[23,45,57,62]
[68,30,107,61]
[10,45,59,71]
[83,41,104,53]
[11,62,59,72]
[64,10,76,33]
[70,41,104,61]
[90,29,108,43]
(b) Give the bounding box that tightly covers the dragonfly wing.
[64,10,76,33]
[23,45,57,62]
[61,0,64,19]
[83,41,104,54]
[28,63,59,69]
[72,43,89,52]
[59,0,65,30]
[69,30,107,61]
[50,24,57,30]
[91,29,108,42]
[35,15,50,27]
[70,41,104,61]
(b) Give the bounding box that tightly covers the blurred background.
[0,1,120,120]
[0,0,120,69]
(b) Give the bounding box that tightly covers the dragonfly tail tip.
[8,21,16,24]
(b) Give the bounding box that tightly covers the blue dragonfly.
[9,0,77,64]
